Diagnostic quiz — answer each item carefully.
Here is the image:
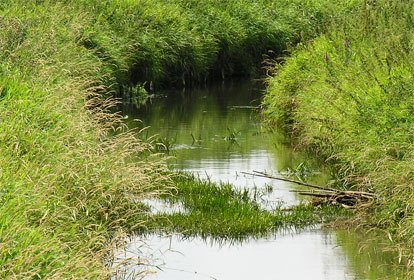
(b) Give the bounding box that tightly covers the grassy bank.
[71,0,349,94]
[0,2,174,278]
[0,0,351,278]
[263,0,414,270]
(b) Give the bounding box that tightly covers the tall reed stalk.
[264,0,414,272]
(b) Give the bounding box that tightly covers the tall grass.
[0,2,173,278]
[263,0,414,270]
[0,0,349,278]
[70,0,351,91]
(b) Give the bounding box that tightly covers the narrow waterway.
[117,80,404,280]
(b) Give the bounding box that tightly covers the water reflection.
[336,230,407,279]
[120,80,405,280]
[123,80,329,208]
[115,230,355,280]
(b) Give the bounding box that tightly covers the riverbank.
[0,1,347,278]
[263,0,414,272]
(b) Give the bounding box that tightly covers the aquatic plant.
[153,136,176,153]
[190,132,202,145]
[284,162,316,181]
[223,128,241,143]
[147,173,349,238]
[124,84,149,107]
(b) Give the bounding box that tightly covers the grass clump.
[146,174,349,239]
[263,0,414,270]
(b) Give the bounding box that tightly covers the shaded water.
[119,80,404,279]
[124,80,329,209]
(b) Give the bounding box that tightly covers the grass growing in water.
[145,174,350,239]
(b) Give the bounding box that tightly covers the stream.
[117,80,404,280]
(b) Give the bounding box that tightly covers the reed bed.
[263,0,414,272]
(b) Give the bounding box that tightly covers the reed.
[263,0,414,272]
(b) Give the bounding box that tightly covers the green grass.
[69,0,354,91]
[145,174,350,239]
[0,2,171,278]
[0,0,352,278]
[263,0,414,271]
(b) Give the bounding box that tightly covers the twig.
[241,170,337,192]
[242,170,376,208]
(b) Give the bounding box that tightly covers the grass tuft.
[145,173,349,239]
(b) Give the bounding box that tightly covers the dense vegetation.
[0,0,347,278]
[147,174,347,239]
[0,2,173,278]
[264,0,414,269]
[3,0,412,277]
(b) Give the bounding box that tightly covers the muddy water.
[119,80,404,279]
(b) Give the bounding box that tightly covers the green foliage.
[0,0,358,277]
[0,1,172,278]
[263,0,414,269]
[147,174,349,239]
[65,0,348,90]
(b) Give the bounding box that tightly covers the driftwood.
[242,170,376,208]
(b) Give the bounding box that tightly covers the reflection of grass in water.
[223,127,241,143]
[146,173,350,239]
[284,162,317,181]
[335,229,409,280]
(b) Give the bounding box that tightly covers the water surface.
[119,80,404,280]
[124,80,329,209]
[116,230,354,280]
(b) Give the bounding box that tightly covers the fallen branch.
[241,170,337,192]
[242,170,376,208]
[296,190,375,208]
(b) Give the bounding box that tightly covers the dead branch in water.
[241,170,337,191]
[242,170,376,209]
